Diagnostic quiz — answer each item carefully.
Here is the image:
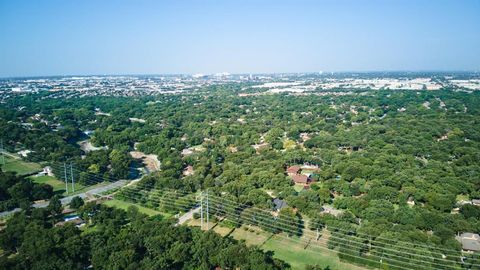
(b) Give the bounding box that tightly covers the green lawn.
[230,225,272,246]
[1,156,42,175]
[293,184,305,193]
[30,175,93,196]
[31,175,65,191]
[104,199,167,217]
[456,194,470,202]
[262,234,367,270]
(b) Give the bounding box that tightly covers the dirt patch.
[78,140,108,153]
[130,151,161,172]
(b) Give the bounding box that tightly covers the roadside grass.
[1,156,42,175]
[103,199,170,217]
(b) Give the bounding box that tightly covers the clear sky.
[0,0,479,77]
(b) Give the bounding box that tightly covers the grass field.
[230,225,272,246]
[1,155,42,175]
[31,175,65,191]
[104,199,167,217]
[212,224,234,236]
[29,175,95,196]
[193,217,368,270]
[261,234,367,270]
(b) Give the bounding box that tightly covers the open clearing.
[31,175,65,191]
[104,199,164,216]
[212,224,234,237]
[261,233,367,270]
[130,151,161,172]
[190,220,369,270]
[230,225,272,246]
[1,155,42,175]
[29,175,99,196]
[104,199,172,218]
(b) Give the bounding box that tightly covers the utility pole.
[70,162,75,192]
[206,190,209,230]
[316,227,320,241]
[200,191,204,230]
[63,162,68,194]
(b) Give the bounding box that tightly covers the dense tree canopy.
[1,86,480,269]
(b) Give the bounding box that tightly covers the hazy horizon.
[1,0,479,77]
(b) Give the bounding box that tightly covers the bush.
[70,196,84,209]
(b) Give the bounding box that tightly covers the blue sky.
[0,0,479,77]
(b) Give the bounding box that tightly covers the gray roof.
[273,198,287,210]
[456,233,480,251]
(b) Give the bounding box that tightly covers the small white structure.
[37,166,54,177]
[17,150,32,157]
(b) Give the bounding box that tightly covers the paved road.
[0,180,129,218]
[176,206,200,226]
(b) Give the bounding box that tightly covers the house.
[472,199,480,206]
[37,166,53,177]
[273,198,288,211]
[292,174,308,184]
[286,165,301,176]
[456,233,480,252]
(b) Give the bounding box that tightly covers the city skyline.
[1,0,479,77]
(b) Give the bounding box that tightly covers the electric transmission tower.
[70,162,75,192]
[200,191,204,229]
[206,190,209,230]
[63,162,69,194]
[199,190,210,230]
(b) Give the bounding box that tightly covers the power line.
[206,194,472,268]
[116,181,477,266]
[3,146,476,267]
[205,203,417,270]
[116,182,474,268]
